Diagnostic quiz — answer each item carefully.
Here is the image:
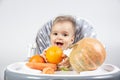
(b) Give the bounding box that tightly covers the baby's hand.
[58,54,71,68]
[40,50,47,62]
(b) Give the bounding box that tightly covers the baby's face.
[50,21,74,50]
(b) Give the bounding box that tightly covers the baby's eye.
[63,34,68,36]
[53,33,58,35]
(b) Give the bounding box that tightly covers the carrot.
[42,67,55,74]
[26,62,57,71]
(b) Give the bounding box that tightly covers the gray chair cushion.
[36,18,96,54]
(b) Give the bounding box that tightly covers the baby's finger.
[40,51,47,62]
[62,54,67,58]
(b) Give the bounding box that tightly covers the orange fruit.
[46,46,63,64]
[29,54,45,63]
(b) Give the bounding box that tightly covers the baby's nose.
[57,35,63,39]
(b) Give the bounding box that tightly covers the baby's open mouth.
[56,42,63,46]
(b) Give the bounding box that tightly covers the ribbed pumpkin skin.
[69,38,106,73]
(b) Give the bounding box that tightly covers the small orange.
[46,46,63,64]
[29,54,45,63]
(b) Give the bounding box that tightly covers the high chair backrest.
[36,17,96,54]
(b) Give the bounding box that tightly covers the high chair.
[4,17,120,80]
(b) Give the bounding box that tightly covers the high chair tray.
[4,62,120,80]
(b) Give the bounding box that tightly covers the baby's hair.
[52,15,76,35]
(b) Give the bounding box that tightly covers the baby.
[50,15,76,50]
[41,15,76,69]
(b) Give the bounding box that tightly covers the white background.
[0,0,120,79]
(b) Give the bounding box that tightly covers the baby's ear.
[71,36,74,44]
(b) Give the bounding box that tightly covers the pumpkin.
[69,38,106,73]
